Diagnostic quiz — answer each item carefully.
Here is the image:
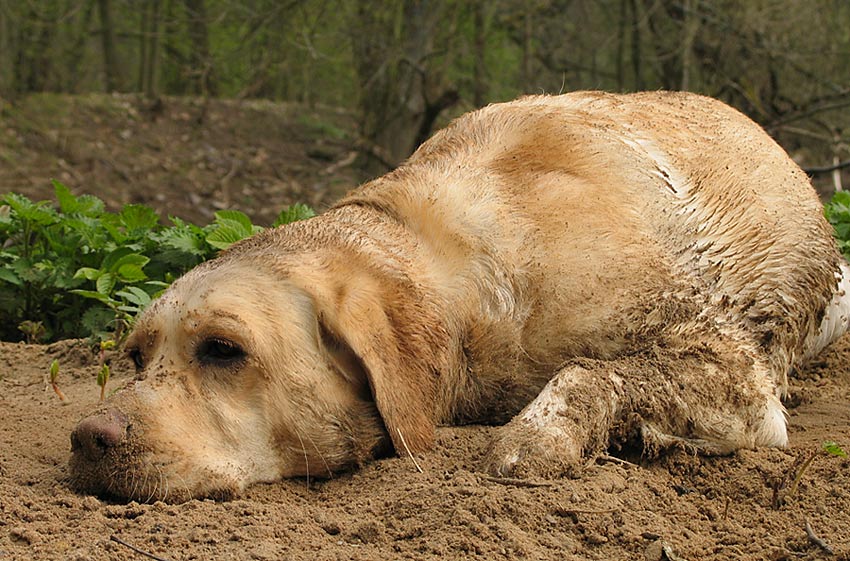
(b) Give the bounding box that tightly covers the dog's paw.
[481,421,585,479]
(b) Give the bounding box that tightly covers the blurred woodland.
[2,0,850,180]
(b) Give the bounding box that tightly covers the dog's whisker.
[304,431,333,479]
[295,429,310,487]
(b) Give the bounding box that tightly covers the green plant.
[0,182,315,343]
[788,440,848,498]
[97,363,110,402]
[49,358,66,401]
[825,191,850,259]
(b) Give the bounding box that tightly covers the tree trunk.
[0,0,13,97]
[139,0,161,97]
[629,0,644,90]
[67,0,96,93]
[680,0,697,91]
[97,0,121,91]
[521,5,533,88]
[616,0,627,90]
[145,0,161,98]
[138,2,149,92]
[472,1,487,106]
[351,0,456,172]
[184,0,215,96]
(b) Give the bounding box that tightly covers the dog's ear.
[313,275,445,456]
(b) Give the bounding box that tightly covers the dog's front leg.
[482,344,786,478]
[482,359,627,478]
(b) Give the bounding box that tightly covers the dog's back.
[340,91,846,392]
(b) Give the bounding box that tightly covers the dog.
[69,91,850,502]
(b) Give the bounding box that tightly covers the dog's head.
[69,231,443,502]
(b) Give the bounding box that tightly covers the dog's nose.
[70,410,129,461]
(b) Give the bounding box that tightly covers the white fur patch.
[805,262,850,360]
[754,394,788,447]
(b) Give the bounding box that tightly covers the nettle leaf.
[214,209,255,231]
[4,193,57,225]
[273,203,316,227]
[53,180,78,214]
[53,180,105,217]
[120,204,159,236]
[81,306,116,336]
[155,222,208,256]
[12,258,48,283]
[205,224,248,250]
[205,211,262,250]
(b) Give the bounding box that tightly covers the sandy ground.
[0,335,848,561]
[2,94,849,560]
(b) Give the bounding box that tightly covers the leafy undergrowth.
[0,181,314,343]
[825,190,850,260]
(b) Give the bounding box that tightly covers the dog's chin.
[68,451,242,504]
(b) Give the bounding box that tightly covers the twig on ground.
[481,475,555,488]
[110,535,172,561]
[596,454,638,468]
[804,518,835,555]
[396,428,423,473]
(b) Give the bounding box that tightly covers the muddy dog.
[70,91,850,502]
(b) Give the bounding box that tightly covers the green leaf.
[0,267,21,286]
[273,203,316,226]
[53,180,78,214]
[101,247,137,272]
[205,210,263,250]
[115,286,152,307]
[205,225,245,250]
[96,272,116,295]
[4,193,57,225]
[116,263,147,283]
[214,209,255,231]
[111,252,150,271]
[97,363,110,387]
[53,180,105,217]
[70,289,111,303]
[81,306,115,336]
[154,224,208,255]
[120,204,159,235]
[823,441,848,458]
[74,267,102,281]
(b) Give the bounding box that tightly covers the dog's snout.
[70,410,129,461]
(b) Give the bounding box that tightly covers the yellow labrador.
[70,91,849,502]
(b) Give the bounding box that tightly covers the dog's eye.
[197,338,246,366]
[128,348,144,371]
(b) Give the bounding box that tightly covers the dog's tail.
[802,261,850,362]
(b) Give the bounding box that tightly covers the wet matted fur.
[69,91,850,502]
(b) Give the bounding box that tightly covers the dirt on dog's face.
[68,260,389,503]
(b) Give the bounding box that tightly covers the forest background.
[3,0,850,182]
